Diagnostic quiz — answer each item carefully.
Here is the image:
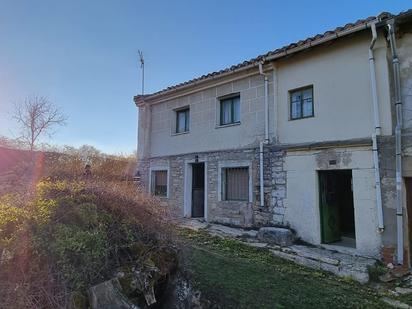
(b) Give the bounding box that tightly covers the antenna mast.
[138,50,145,95]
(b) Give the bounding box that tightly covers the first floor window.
[290,86,314,120]
[151,170,167,197]
[176,108,190,133]
[222,167,249,201]
[220,95,240,125]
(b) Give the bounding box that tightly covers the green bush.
[0,177,174,308]
[50,223,108,290]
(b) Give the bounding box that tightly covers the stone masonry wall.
[136,146,287,228]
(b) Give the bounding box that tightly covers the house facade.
[134,11,412,263]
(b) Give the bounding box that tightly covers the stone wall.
[136,146,287,228]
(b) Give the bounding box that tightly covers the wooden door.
[319,172,341,243]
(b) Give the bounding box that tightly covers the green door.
[319,172,341,243]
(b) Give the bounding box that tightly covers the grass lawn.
[180,229,390,309]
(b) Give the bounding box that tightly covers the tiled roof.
[134,10,410,104]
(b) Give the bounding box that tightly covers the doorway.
[319,170,356,247]
[191,163,205,218]
[405,178,412,265]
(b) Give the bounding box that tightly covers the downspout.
[368,21,384,232]
[259,61,270,207]
[272,65,278,143]
[387,21,404,265]
[259,142,264,207]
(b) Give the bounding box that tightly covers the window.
[151,170,167,197]
[222,167,249,201]
[290,86,314,120]
[220,95,240,125]
[176,108,190,133]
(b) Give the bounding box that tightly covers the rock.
[379,272,397,283]
[392,267,410,278]
[379,267,410,283]
[243,242,268,248]
[117,246,179,307]
[88,278,140,309]
[381,297,410,309]
[257,227,294,246]
[395,287,412,295]
[131,262,159,306]
[161,272,204,309]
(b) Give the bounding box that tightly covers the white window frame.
[171,105,190,136]
[215,93,242,128]
[149,164,170,198]
[218,160,253,203]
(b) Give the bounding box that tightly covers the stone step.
[207,224,258,238]
[178,219,376,284]
[268,245,375,284]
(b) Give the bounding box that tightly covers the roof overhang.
[133,10,412,107]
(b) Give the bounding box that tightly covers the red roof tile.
[134,10,411,104]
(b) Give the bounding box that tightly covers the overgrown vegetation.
[0,144,403,308]
[0,148,175,308]
[181,229,389,309]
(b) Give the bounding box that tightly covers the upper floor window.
[220,95,240,125]
[176,107,190,133]
[290,86,314,120]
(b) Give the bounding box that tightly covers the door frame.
[405,178,412,267]
[318,169,355,245]
[184,159,208,220]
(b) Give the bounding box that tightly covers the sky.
[0,0,410,154]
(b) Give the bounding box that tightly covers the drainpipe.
[259,61,269,142]
[372,134,384,232]
[387,21,404,265]
[368,21,384,232]
[258,61,270,207]
[369,22,382,136]
[259,141,265,207]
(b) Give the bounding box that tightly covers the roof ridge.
[135,10,411,103]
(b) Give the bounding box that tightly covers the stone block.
[216,83,233,96]
[233,78,250,92]
[273,214,284,224]
[88,278,137,309]
[273,206,285,215]
[257,227,294,246]
[272,187,286,198]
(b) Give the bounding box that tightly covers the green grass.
[180,229,390,309]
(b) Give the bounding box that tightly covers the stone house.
[134,10,412,264]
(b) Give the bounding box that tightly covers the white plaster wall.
[276,32,392,144]
[283,147,381,257]
[141,31,393,159]
[149,74,274,157]
[399,31,412,130]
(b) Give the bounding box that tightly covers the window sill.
[215,122,241,129]
[289,115,314,121]
[219,199,251,203]
[153,195,168,199]
[171,131,190,136]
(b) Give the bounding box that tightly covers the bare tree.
[13,96,67,151]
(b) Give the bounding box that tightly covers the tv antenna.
[138,50,145,95]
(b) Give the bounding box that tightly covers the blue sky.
[0,0,410,154]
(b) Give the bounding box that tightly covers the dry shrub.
[45,146,136,182]
[0,149,177,309]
